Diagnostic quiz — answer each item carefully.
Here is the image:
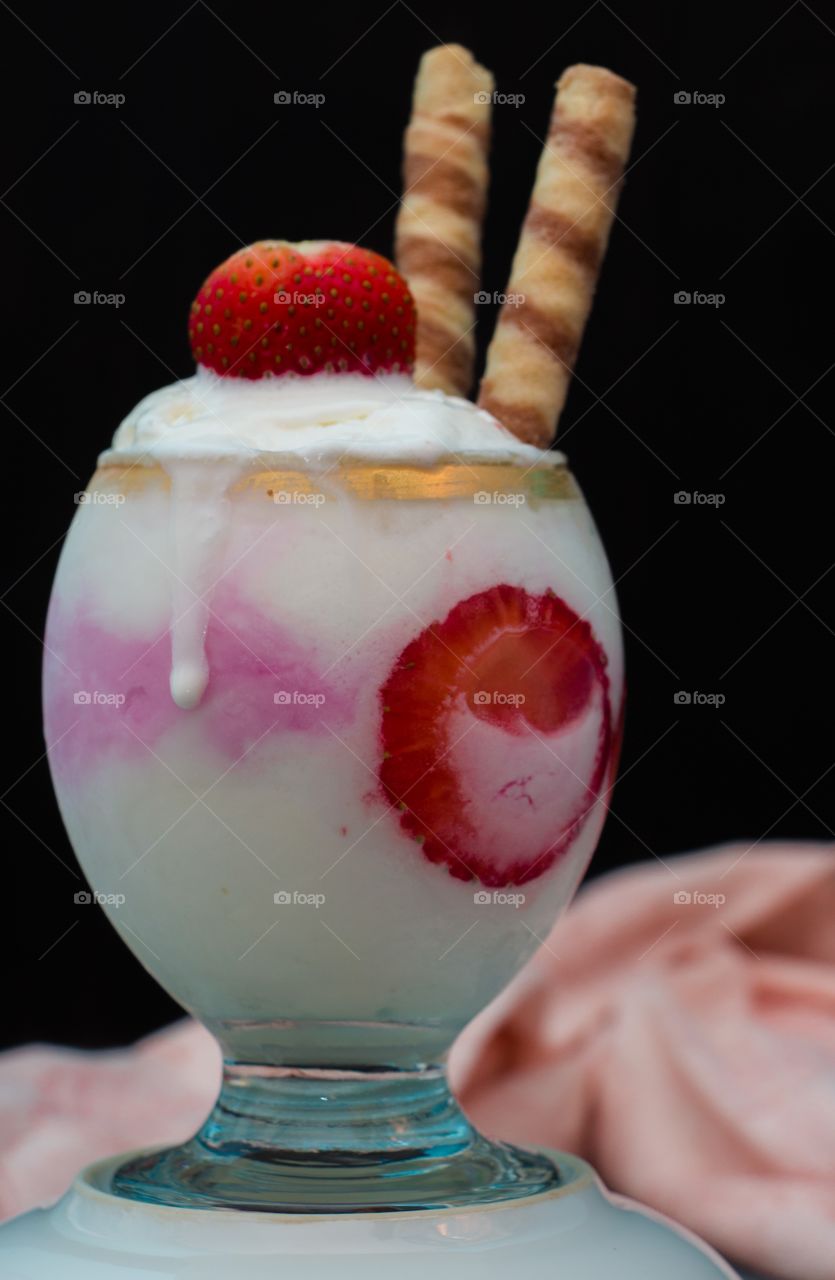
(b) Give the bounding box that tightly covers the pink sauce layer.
[43,590,357,784]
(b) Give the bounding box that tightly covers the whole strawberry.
[189,240,415,379]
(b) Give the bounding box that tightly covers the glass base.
[112,1063,560,1212]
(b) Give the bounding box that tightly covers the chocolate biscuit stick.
[395,45,494,397]
[478,64,636,447]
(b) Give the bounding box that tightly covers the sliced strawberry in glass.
[379,585,612,887]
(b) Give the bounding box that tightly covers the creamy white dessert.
[44,369,622,1067]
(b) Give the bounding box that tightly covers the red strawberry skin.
[188,240,415,379]
[379,586,613,888]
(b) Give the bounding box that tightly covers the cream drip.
[165,458,241,711]
[107,370,562,711]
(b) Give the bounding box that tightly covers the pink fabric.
[451,842,835,1280]
[3,842,833,1280]
[0,1020,220,1219]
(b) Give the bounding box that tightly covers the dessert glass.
[43,448,623,1211]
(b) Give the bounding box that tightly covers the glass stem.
[113,1058,560,1212]
[202,1062,471,1161]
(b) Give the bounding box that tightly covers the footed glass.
[43,453,623,1211]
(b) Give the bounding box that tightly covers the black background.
[3,0,833,1050]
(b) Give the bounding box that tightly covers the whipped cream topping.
[107,368,559,467]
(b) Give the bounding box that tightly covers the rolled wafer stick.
[478,64,636,448]
[395,45,493,398]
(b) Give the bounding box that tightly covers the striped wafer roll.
[395,45,493,398]
[478,64,636,448]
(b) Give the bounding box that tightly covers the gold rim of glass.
[91,458,578,502]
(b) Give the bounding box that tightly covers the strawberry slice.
[379,586,613,887]
[188,240,415,379]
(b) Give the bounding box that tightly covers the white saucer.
[0,1148,739,1278]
